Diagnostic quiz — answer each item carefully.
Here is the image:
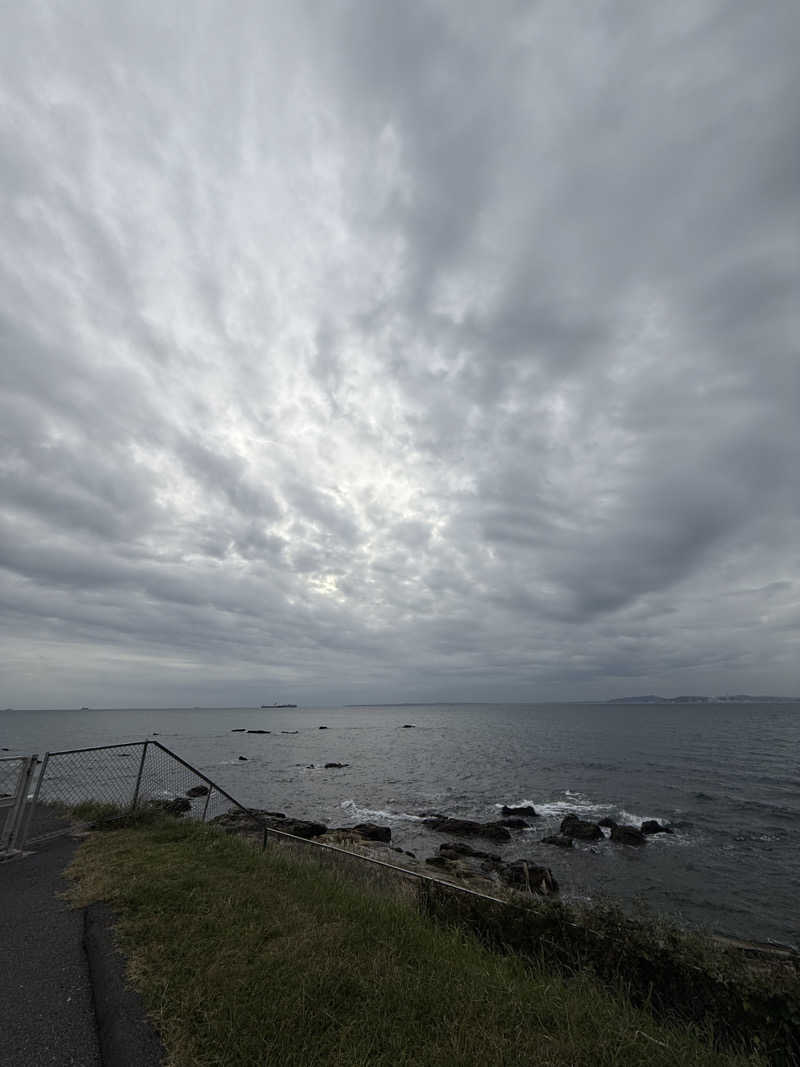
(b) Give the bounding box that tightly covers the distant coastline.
[607,694,798,704]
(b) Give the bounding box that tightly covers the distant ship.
[261,702,298,708]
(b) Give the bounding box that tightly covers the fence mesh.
[23,740,249,846]
[135,743,242,824]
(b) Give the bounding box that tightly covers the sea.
[2,702,798,948]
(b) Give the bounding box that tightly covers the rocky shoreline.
[209,804,677,901]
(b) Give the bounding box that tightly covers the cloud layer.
[2,1,799,706]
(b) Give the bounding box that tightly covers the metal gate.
[0,755,38,858]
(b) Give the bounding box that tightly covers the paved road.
[0,835,101,1067]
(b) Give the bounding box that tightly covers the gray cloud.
[1,1,799,706]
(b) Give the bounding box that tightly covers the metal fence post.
[201,788,212,822]
[16,753,44,852]
[131,741,149,810]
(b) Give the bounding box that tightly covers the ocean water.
[2,702,798,947]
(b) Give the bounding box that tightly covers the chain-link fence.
[24,740,251,847]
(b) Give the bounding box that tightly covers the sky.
[1,2,799,708]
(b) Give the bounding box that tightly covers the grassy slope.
[66,818,761,1067]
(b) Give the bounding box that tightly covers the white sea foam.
[339,799,425,822]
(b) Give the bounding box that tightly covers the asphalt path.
[0,835,101,1066]
[0,834,162,1067]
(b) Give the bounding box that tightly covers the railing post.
[201,788,212,822]
[131,741,149,810]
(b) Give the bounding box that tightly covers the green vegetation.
[66,816,765,1067]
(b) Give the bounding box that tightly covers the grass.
[65,817,764,1067]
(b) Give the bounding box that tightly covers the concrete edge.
[83,901,165,1067]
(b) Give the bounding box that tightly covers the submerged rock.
[324,761,349,768]
[641,819,674,835]
[246,729,270,734]
[610,824,647,846]
[498,817,531,829]
[542,833,574,848]
[438,842,502,863]
[501,804,538,817]
[560,813,603,841]
[426,817,512,842]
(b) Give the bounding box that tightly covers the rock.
[324,762,349,769]
[246,729,270,734]
[427,817,512,842]
[402,724,415,728]
[501,804,538,817]
[597,817,617,829]
[439,842,502,863]
[269,817,327,839]
[185,785,210,798]
[425,855,452,869]
[231,728,246,732]
[542,834,574,848]
[318,725,328,729]
[351,822,391,842]
[149,797,191,816]
[610,824,647,846]
[499,817,530,829]
[281,730,299,734]
[641,819,674,835]
[559,813,603,841]
[500,860,559,895]
[416,810,446,820]
[237,755,248,761]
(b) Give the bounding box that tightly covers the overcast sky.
[1,2,798,708]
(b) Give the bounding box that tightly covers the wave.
[494,792,673,834]
[339,799,426,823]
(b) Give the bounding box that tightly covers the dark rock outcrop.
[610,824,647,846]
[597,817,617,829]
[318,725,328,729]
[541,833,574,848]
[498,817,530,829]
[350,822,391,842]
[270,817,327,839]
[501,804,537,817]
[246,729,270,734]
[425,817,512,842]
[324,762,349,769]
[185,785,210,798]
[402,724,416,728]
[237,755,248,761]
[231,728,245,732]
[560,813,603,841]
[641,819,674,835]
[499,860,559,895]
